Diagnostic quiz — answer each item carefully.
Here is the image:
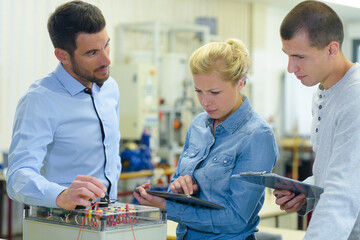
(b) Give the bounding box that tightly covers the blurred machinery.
[112,21,210,166]
[120,130,153,172]
[111,63,159,151]
[157,88,202,167]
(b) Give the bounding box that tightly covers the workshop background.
[1,0,360,239]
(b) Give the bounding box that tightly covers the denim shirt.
[165,97,278,240]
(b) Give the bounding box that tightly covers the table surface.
[119,168,175,179]
[280,137,312,150]
[258,226,306,240]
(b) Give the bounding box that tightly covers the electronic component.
[23,202,167,240]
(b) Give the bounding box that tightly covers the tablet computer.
[232,172,324,199]
[134,189,224,209]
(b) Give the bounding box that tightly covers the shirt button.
[190,153,194,156]
[316,128,319,132]
[213,157,217,161]
[318,117,321,121]
[224,160,227,164]
[319,95,322,98]
[319,105,322,109]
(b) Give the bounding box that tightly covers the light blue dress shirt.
[165,97,278,240]
[6,63,121,208]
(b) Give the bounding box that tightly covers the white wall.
[1,0,359,151]
[250,2,358,138]
[250,3,291,137]
[0,0,252,150]
[345,22,360,62]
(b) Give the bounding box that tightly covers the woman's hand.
[133,180,166,211]
[170,175,199,195]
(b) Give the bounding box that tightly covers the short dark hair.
[47,0,106,56]
[280,0,343,49]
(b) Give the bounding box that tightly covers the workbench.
[118,168,175,197]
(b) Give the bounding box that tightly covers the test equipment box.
[23,202,167,240]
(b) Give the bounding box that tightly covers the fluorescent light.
[324,0,360,9]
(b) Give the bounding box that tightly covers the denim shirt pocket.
[179,145,201,176]
[205,154,235,181]
[183,145,200,158]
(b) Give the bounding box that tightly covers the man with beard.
[6,1,121,210]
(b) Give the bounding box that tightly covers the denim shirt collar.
[54,63,89,96]
[206,96,252,135]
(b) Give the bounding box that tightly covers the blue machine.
[120,130,154,172]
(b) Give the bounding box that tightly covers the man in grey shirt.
[273,1,360,239]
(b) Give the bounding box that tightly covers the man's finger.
[71,177,106,199]
[275,193,295,205]
[75,175,107,192]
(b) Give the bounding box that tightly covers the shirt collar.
[54,63,88,96]
[318,63,360,97]
[206,96,252,134]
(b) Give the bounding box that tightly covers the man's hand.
[56,175,107,210]
[273,190,306,213]
[170,175,199,195]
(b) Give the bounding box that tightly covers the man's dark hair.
[280,0,343,49]
[47,0,106,56]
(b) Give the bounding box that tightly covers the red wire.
[77,202,136,240]
[77,202,99,240]
[126,203,136,240]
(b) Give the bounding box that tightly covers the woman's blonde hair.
[189,39,250,85]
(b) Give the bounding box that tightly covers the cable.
[77,202,99,240]
[126,203,136,240]
[77,202,136,240]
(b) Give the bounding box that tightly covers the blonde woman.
[135,39,278,240]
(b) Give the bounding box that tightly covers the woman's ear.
[54,48,70,64]
[237,78,245,91]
